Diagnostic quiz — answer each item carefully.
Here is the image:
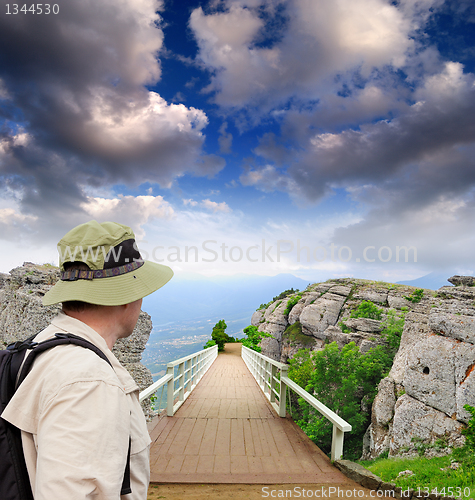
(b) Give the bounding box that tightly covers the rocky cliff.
[0,262,154,416]
[253,276,475,458]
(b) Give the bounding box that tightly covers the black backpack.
[0,332,131,500]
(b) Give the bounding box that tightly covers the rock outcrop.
[254,278,417,364]
[253,276,475,458]
[0,262,154,417]
[364,278,475,459]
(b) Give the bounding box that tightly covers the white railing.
[139,344,218,416]
[241,345,352,461]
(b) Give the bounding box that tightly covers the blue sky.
[1,0,474,283]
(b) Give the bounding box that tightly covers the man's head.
[43,220,173,308]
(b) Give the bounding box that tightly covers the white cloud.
[81,195,175,238]
[240,164,296,192]
[201,199,231,213]
[190,0,414,110]
[183,199,199,207]
[0,208,38,239]
[138,202,366,277]
[183,198,231,213]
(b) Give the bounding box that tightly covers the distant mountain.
[396,271,454,290]
[142,272,309,326]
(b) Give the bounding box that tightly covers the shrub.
[461,404,475,451]
[273,288,299,302]
[350,300,383,320]
[257,288,300,311]
[404,288,424,303]
[203,339,217,349]
[284,294,302,316]
[240,325,273,352]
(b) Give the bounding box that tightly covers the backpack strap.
[16,333,112,386]
[10,333,132,496]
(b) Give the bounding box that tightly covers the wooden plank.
[198,418,218,455]
[181,455,199,474]
[213,418,231,456]
[183,418,207,455]
[242,418,255,456]
[230,419,245,456]
[230,455,249,474]
[196,455,215,474]
[167,418,196,456]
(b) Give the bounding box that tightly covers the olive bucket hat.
[43,220,173,306]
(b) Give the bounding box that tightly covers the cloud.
[81,194,175,238]
[182,198,231,213]
[190,0,414,111]
[240,164,303,197]
[245,62,475,208]
[201,199,231,213]
[332,189,475,273]
[0,208,38,241]
[218,122,233,154]
[0,0,220,218]
[183,199,199,207]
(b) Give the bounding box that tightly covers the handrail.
[241,345,352,460]
[139,344,218,416]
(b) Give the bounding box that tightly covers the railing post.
[178,361,185,404]
[331,425,344,461]
[278,364,288,417]
[166,365,174,416]
[270,364,277,403]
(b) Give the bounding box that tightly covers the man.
[2,220,173,499]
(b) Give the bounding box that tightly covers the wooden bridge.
[146,343,369,492]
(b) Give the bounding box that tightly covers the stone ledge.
[334,460,382,490]
[334,460,459,500]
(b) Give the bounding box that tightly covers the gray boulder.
[299,293,346,339]
[390,395,465,456]
[343,318,382,333]
[429,311,475,344]
[251,309,264,326]
[448,275,475,287]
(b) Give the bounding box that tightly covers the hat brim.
[42,261,173,306]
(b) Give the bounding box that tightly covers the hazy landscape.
[140,271,452,379]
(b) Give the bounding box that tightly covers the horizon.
[1,0,474,281]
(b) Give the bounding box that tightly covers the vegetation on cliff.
[287,306,406,459]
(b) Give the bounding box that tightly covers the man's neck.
[63,306,124,350]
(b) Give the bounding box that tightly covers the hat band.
[61,261,144,281]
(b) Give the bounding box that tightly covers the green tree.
[288,349,313,388]
[211,319,229,351]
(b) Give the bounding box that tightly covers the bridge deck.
[148,343,357,485]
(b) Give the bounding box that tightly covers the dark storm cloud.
[287,63,475,204]
[0,0,218,222]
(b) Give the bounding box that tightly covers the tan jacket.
[3,312,151,500]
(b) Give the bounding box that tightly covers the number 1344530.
[5,4,59,14]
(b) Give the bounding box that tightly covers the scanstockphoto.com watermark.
[57,240,417,266]
[138,240,418,264]
[261,486,395,497]
[261,486,474,498]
